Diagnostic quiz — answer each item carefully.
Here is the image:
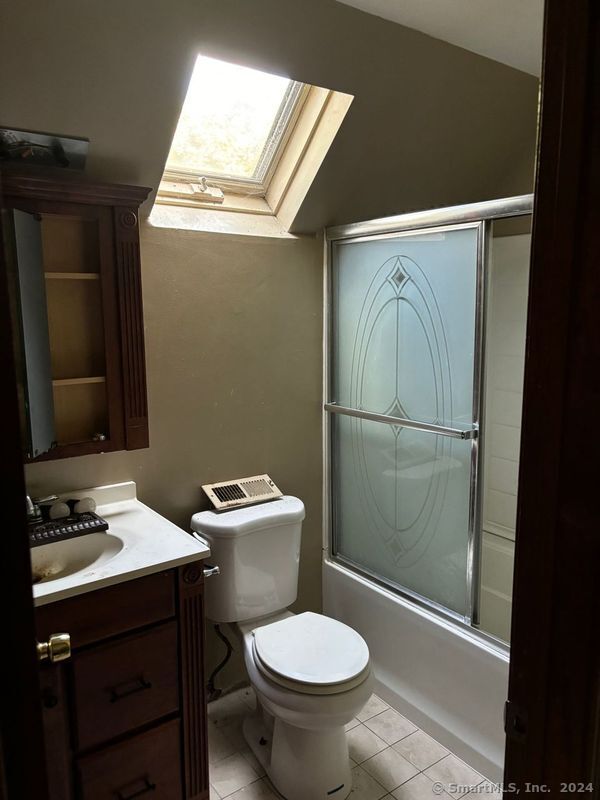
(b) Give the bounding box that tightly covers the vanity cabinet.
[35,564,209,800]
[2,170,151,460]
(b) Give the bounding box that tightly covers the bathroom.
[4,1,595,799]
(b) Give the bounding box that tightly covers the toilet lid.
[252,612,370,689]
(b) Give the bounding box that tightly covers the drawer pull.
[109,676,153,703]
[115,777,157,799]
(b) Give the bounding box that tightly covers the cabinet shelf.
[45,272,100,280]
[52,376,106,386]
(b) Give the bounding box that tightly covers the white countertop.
[32,481,210,607]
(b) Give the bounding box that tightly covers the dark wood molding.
[1,169,151,207]
[0,175,50,799]
[114,205,150,450]
[504,0,600,791]
[177,564,210,800]
[39,664,73,800]
[4,171,151,460]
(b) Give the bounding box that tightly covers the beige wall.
[0,0,539,232]
[25,223,323,687]
[7,0,540,685]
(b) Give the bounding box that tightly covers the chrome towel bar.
[324,403,477,440]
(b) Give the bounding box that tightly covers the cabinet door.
[11,198,126,458]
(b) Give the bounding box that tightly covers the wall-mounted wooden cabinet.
[2,171,151,460]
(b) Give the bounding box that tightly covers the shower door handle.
[324,403,478,440]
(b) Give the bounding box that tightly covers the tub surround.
[33,481,209,607]
[479,231,531,641]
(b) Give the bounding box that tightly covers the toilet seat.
[252,612,370,695]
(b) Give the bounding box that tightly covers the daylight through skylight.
[166,56,298,182]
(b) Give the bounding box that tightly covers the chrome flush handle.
[203,565,220,578]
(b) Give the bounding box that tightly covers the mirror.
[4,205,109,459]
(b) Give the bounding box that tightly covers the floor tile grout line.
[352,761,390,797]
[418,752,453,773]
[220,775,265,798]
[208,689,488,799]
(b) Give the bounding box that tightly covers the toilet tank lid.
[191,495,305,538]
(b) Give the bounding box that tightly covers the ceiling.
[335,0,544,76]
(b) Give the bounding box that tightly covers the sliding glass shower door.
[328,223,484,621]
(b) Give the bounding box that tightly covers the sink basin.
[31,533,124,585]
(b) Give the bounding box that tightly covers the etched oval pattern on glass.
[349,255,454,566]
[332,225,479,615]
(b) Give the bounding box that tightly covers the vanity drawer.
[77,719,182,800]
[36,570,175,649]
[72,622,179,750]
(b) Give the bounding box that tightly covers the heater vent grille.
[202,474,282,510]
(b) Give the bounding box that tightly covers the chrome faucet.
[25,495,42,521]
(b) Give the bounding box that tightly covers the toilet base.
[243,709,352,800]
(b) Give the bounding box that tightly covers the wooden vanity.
[35,563,210,800]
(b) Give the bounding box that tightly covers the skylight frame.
[163,79,309,196]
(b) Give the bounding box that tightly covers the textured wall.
[7,0,540,684]
[25,223,323,687]
[0,0,539,232]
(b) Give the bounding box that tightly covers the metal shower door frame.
[323,194,533,633]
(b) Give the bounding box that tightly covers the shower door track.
[325,194,533,242]
[323,193,534,641]
[331,554,509,654]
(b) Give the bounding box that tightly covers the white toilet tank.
[190,496,305,623]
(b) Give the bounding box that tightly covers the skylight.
[157,55,354,230]
[165,55,304,185]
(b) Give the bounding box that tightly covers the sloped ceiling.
[0,0,540,233]
[336,0,544,76]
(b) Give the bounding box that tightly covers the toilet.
[191,496,372,800]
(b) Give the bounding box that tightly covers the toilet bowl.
[239,611,372,800]
[191,497,372,800]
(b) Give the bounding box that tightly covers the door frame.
[0,173,49,799]
[1,0,599,795]
[503,0,600,791]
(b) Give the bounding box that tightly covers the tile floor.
[207,688,500,800]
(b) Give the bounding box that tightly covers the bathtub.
[323,558,509,781]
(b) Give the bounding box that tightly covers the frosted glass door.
[330,224,481,619]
